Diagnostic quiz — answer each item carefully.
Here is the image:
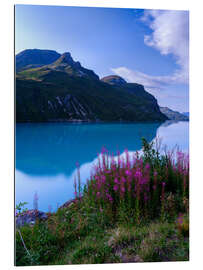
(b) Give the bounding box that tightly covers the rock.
[59,198,77,209]
[16,210,48,227]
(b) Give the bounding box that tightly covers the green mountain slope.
[16,50,168,122]
[16,49,61,72]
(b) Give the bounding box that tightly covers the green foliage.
[142,137,157,161]
[80,139,188,225]
[15,142,189,266]
[176,214,189,237]
[16,202,28,215]
[16,206,189,265]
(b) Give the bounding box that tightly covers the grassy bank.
[15,138,189,266]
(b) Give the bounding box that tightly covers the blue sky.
[15,5,189,112]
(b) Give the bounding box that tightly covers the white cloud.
[112,10,189,91]
[143,9,189,84]
[111,67,173,91]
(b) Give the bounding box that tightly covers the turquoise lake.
[15,121,189,212]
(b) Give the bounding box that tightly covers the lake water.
[15,121,189,212]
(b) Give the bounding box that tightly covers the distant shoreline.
[16,119,189,124]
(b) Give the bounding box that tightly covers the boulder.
[16,209,48,227]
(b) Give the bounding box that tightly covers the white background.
[0,0,203,269]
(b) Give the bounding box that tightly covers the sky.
[15,5,189,112]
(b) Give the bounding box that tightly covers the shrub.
[76,138,189,223]
[15,138,189,265]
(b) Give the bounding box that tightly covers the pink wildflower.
[121,186,125,193]
[161,182,166,202]
[101,175,106,183]
[48,205,52,213]
[114,178,119,184]
[121,177,126,183]
[135,171,142,178]
[125,170,132,176]
[144,193,148,202]
[154,171,158,177]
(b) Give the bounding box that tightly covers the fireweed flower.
[144,193,148,202]
[183,172,187,195]
[161,182,166,201]
[101,175,106,183]
[74,176,77,198]
[125,170,132,176]
[125,149,130,168]
[102,153,107,169]
[97,181,102,190]
[144,163,150,180]
[114,178,119,184]
[139,158,143,169]
[33,191,39,210]
[145,163,150,171]
[121,186,125,193]
[109,196,113,202]
[121,177,126,183]
[140,177,148,185]
[117,151,121,167]
[153,171,158,190]
[48,205,52,213]
[106,193,113,202]
[135,170,142,178]
[79,146,189,225]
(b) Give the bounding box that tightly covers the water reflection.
[15,121,188,211]
[16,122,161,176]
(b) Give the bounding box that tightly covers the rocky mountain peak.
[54,52,75,65]
[101,75,127,86]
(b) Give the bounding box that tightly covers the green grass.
[15,140,189,266]
[15,202,189,266]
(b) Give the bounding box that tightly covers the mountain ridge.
[160,107,189,121]
[16,49,61,72]
[16,49,168,123]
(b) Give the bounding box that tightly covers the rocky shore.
[16,198,78,228]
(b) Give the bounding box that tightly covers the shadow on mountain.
[16,122,162,177]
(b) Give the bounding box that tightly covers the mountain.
[16,49,61,72]
[17,52,99,81]
[101,75,127,86]
[182,112,189,118]
[102,76,156,100]
[160,107,189,121]
[16,49,168,123]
